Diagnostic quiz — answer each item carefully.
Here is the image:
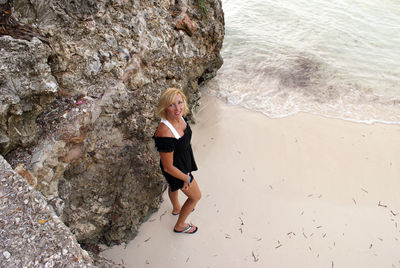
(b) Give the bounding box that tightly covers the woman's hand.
[183,180,191,190]
[183,174,192,190]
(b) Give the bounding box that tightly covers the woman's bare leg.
[174,179,201,232]
[168,186,181,215]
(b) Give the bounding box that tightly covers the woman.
[153,88,201,234]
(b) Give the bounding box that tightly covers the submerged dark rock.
[0,0,224,249]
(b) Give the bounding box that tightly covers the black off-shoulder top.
[152,120,198,191]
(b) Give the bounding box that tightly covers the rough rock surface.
[1,0,224,249]
[0,155,95,267]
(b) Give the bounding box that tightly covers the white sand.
[101,95,400,267]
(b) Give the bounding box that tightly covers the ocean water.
[205,0,400,124]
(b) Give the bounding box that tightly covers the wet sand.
[101,95,400,267]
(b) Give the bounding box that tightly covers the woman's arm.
[160,151,191,183]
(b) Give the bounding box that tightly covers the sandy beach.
[101,95,400,267]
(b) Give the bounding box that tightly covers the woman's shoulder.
[153,124,177,152]
[154,122,174,138]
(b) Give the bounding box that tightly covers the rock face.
[1,0,224,245]
[0,155,96,267]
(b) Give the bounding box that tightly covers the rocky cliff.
[0,0,224,246]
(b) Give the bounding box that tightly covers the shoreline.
[204,90,400,126]
[101,95,400,267]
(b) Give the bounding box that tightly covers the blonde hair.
[156,88,189,119]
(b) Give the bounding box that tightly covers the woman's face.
[166,94,184,119]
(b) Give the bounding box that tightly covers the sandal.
[173,224,198,234]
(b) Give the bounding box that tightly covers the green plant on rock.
[196,0,208,20]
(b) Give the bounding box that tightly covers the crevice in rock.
[0,2,49,44]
